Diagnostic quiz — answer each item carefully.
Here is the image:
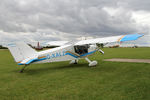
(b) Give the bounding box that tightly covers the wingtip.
[120,33,144,42]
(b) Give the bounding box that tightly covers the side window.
[74,45,89,55]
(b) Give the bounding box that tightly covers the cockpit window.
[74,45,89,55]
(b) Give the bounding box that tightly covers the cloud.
[0,0,149,44]
[118,0,150,11]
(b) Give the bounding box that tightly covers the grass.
[0,48,150,100]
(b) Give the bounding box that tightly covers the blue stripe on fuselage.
[66,50,96,58]
[80,50,96,57]
[18,58,46,65]
[65,53,79,58]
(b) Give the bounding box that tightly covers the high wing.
[75,33,144,45]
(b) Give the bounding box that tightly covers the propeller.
[98,49,104,54]
[96,43,105,54]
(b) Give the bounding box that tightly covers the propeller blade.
[98,49,104,54]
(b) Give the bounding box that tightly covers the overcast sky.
[0,0,150,44]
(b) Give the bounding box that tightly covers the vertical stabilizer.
[7,42,38,63]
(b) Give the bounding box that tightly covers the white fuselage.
[34,44,97,64]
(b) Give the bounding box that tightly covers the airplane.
[7,33,144,73]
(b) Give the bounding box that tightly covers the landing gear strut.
[19,65,28,73]
[70,59,78,64]
[74,59,78,64]
[85,57,97,67]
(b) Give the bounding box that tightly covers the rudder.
[7,42,38,63]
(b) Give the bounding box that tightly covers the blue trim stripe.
[120,33,143,42]
[18,57,47,65]
[66,50,96,58]
[35,58,47,62]
[26,58,38,64]
[7,43,16,47]
[66,53,79,58]
[18,63,24,65]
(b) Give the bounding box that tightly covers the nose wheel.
[85,57,97,67]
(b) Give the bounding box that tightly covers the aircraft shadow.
[13,63,88,75]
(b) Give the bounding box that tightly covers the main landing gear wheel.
[89,61,98,67]
[69,59,78,64]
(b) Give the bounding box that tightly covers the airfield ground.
[0,48,150,100]
[104,58,150,63]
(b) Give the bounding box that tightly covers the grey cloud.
[118,0,150,11]
[0,0,149,43]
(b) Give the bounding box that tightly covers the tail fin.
[7,42,38,63]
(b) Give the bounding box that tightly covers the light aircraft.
[7,33,143,72]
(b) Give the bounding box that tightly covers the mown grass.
[0,48,150,100]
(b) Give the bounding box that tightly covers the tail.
[7,42,38,64]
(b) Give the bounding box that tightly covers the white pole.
[85,57,92,63]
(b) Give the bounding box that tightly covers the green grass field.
[0,48,150,100]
